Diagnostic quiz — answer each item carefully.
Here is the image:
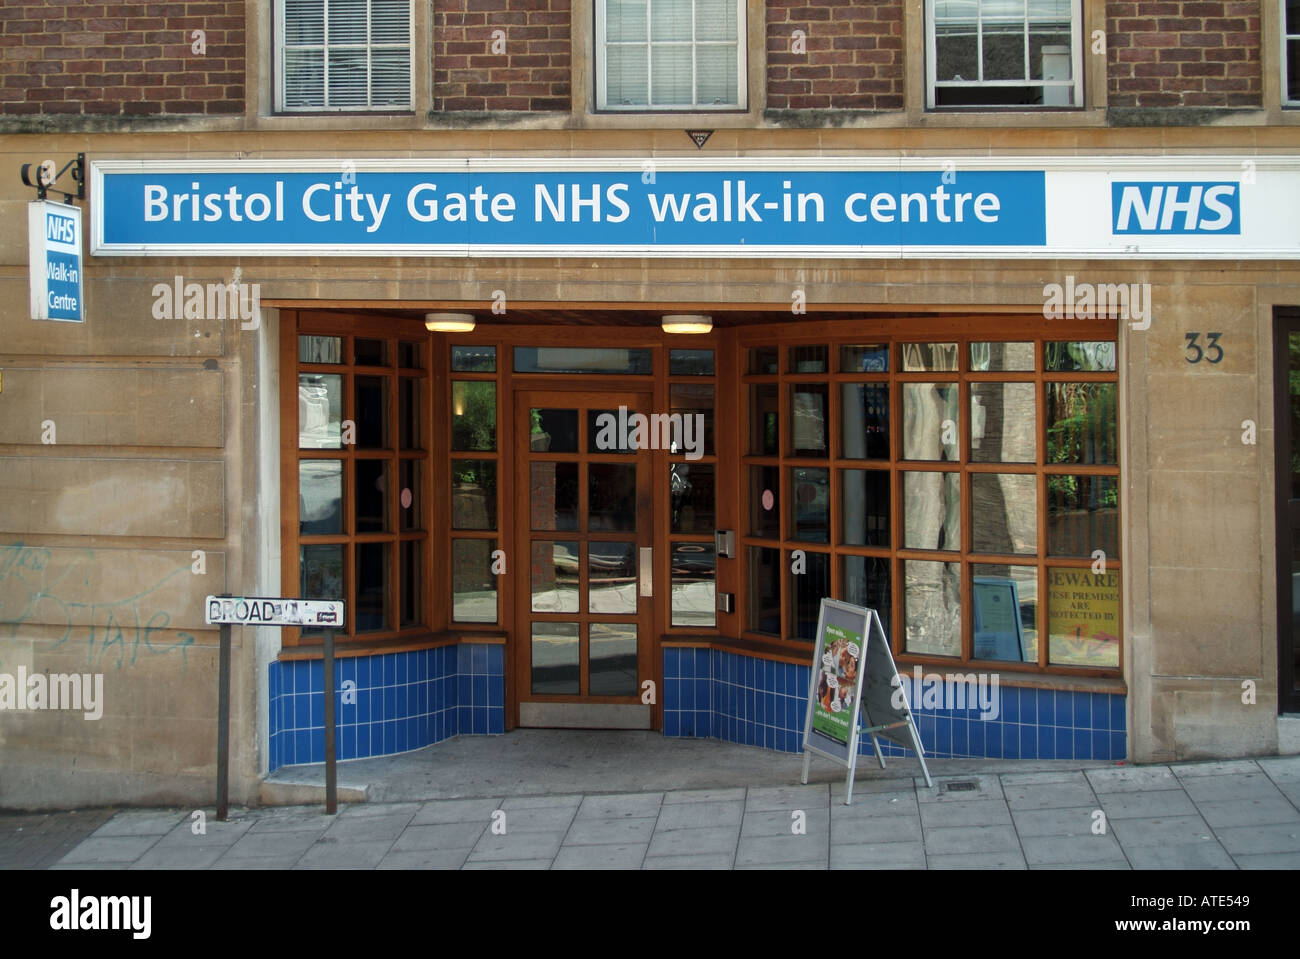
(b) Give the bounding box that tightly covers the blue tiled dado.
[662,647,1127,761]
[267,642,505,772]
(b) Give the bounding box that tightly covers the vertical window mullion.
[1022,0,1030,84]
[975,1,984,83]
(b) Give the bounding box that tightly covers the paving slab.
[920,798,1013,829]
[461,859,552,870]
[552,843,648,869]
[1010,806,1101,837]
[130,843,231,870]
[575,793,664,820]
[745,784,829,811]
[927,851,1027,869]
[57,834,162,865]
[923,824,1021,855]
[1110,815,1215,848]
[1213,822,1300,856]
[1193,797,1300,828]
[294,839,395,869]
[247,808,338,833]
[1171,760,1262,778]
[1097,789,1198,820]
[87,809,188,838]
[642,852,735,869]
[655,799,743,830]
[388,822,486,851]
[830,841,926,869]
[376,847,471,869]
[1085,766,1179,793]
[1256,756,1300,784]
[320,812,414,842]
[646,824,740,857]
[834,790,919,818]
[1177,772,1282,803]
[1020,833,1126,866]
[741,808,829,838]
[1123,842,1236,870]
[662,788,746,804]
[1031,860,1131,869]
[1000,769,1092,786]
[467,829,566,862]
[1232,851,1300,869]
[916,775,1004,803]
[409,798,502,826]
[0,810,116,870]
[832,813,921,844]
[220,829,322,862]
[493,801,580,833]
[563,817,657,845]
[1003,780,1099,810]
[735,834,828,866]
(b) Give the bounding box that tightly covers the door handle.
[639,547,653,598]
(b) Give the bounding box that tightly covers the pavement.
[3,732,1299,870]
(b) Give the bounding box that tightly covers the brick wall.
[765,0,904,111]
[1107,1,1262,108]
[432,0,571,112]
[0,2,244,117]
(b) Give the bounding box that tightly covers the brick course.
[432,0,571,112]
[1107,1,1261,108]
[0,2,245,117]
[765,0,904,111]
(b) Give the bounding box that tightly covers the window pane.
[843,555,891,641]
[400,539,422,627]
[398,341,422,369]
[903,471,961,550]
[398,378,421,450]
[300,460,342,534]
[789,345,827,374]
[670,383,714,455]
[972,473,1037,554]
[672,543,716,627]
[590,623,638,696]
[902,342,960,371]
[300,544,345,634]
[452,382,496,451]
[452,460,497,530]
[453,538,497,622]
[606,44,649,105]
[970,341,1033,372]
[530,407,577,453]
[671,463,715,533]
[747,546,781,635]
[355,375,389,448]
[790,467,829,543]
[607,0,647,41]
[355,541,391,633]
[935,22,978,82]
[285,0,325,44]
[651,45,693,104]
[670,349,714,375]
[1046,383,1117,464]
[1044,341,1116,372]
[299,334,342,363]
[696,0,737,40]
[971,382,1036,463]
[983,22,1026,80]
[532,622,579,694]
[841,343,889,372]
[530,461,579,531]
[588,542,638,614]
[284,49,325,108]
[841,469,890,547]
[1047,568,1120,667]
[532,541,580,613]
[588,409,637,455]
[749,465,780,538]
[749,347,779,374]
[651,0,693,40]
[973,564,1036,663]
[399,459,422,532]
[1047,474,1118,557]
[902,383,959,460]
[590,463,637,531]
[791,384,828,456]
[451,345,496,372]
[841,383,890,460]
[372,0,412,42]
[354,337,386,366]
[789,549,829,642]
[370,46,410,106]
[514,347,653,374]
[904,559,961,656]
[327,48,368,107]
[1290,40,1300,101]
[696,44,738,104]
[354,459,389,533]
[328,0,367,43]
[299,374,342,448]
[1029,30,1072,81]
[750,384,779,455]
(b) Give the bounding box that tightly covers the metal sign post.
[205,596,345,818]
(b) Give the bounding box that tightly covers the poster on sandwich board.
[800,599,933,804]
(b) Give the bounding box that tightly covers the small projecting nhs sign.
[29,200,84,322]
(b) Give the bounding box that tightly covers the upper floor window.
[1286,0,1300,106]
[926,0,1081,108]
[595,0,746,111]
[277,0,413,111]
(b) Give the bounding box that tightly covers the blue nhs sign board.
[1111,181,1240,235]
[28,200,84,322]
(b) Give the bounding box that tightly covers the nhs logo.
[1111,181,1240,235]
[46,211,77,244]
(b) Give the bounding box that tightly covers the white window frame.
[1285,0,1300,107]
[594,0,747,111]
[925,0,1083,109]
[275,0,414,112]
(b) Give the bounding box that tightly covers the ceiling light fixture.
[425,312,476,333]
[661,313,713,334]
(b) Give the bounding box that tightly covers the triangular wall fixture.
[685,130,713,150]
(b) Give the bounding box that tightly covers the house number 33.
[1185,332,1223,364]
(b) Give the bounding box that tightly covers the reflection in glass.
[789,549,829,641]
[841,383,890,460]
[669,384,714,455]
[356,541,391,632]
[529,407,577,452]
[298,374,342,448]
[451,345,496,372]
[588,542,637,614]
[790,467,830,543]
[530,462,578,531]
[397,341,422,369]
[589,623,638,696]
[1046,383,1117,464]
[843,556,890,641]
[970,341,1034,372]
[588,409,635,455]
[973,563,1037,663]
[300,544,345,635]
[355,375,388,448]
[791,384,828,456]
[901,343,959,371]
[1047,474,1119,557]
[354,459,388,533]
[452,538,497,622]
[401,539,421,627]
[671,543,716,627]
[748,546,781,636]
[589,463,637,531]
[750,384,779,455]
[531,540,580,613]
[299,460,342,534]
[841,344,889,372]
[902,383,959,460]
[399,459,422,532]
[790,344,827,373]
[1044,341,1116,372]
[1047,568,1120,667]
[749,466,780,538]
[971,382,1036,463]
[531,622,579,694]
[452,381,496,451]
[299,335,343,364]
[749,347,779,374]
[354,338,386,366]
[670,349,714,375]
[903,472,960,551]
[398,378,421,450]
[904,559,961,656]
[452,460,497,530]
[670,463,715,533]
[842,469,890,547]
[972,473,1037,554]
[514,347,652,374]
